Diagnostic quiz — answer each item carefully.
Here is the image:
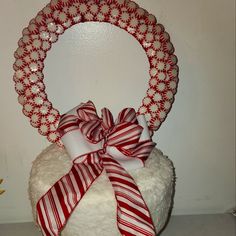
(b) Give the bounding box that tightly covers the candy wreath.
[13,0,179,145]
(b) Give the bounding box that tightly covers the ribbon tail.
[36,157,103,236]
[102,155,156,236]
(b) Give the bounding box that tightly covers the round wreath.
[13,0,179,145]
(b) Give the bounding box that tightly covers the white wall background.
[0,0,235,223]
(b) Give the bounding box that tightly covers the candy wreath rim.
[13,0,179,145]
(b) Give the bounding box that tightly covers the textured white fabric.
[29,144,174,236]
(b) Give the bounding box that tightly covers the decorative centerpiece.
[13,0,179,235]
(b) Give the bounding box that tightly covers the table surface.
[0,214,235,236]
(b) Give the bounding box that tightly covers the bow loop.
[101,107,114,132]
[117,139,156,161]
[106,122,143,149]
[77,101,99,122]
[116,107,138,124]
[79,119,104,143]
[103,107,145,150]
[76,101,105,143]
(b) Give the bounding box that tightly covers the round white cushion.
[29,144,174,235]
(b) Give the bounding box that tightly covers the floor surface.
[0,214,235,236]
[160,214,235,236]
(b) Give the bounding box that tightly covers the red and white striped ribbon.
[36,101,156,236]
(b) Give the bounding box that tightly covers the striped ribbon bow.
[36,101,156,236]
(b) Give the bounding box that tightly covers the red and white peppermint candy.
[13,0,179,144]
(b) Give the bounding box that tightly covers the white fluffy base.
[29,144,174,235]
